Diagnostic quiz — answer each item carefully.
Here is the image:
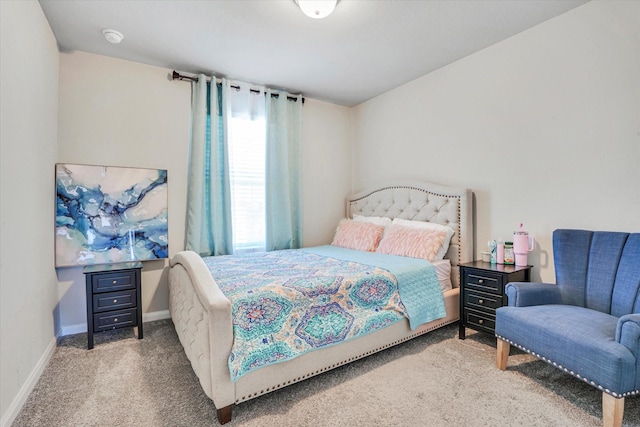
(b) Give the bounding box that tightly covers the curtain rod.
[171,70,304,103]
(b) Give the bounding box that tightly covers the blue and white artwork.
[55,163,168,267]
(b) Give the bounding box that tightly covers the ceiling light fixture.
[102,29,124,44]
[295,0,337,19]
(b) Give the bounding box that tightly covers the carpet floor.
[12,319,640,426]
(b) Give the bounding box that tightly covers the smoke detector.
[102,29,124,44]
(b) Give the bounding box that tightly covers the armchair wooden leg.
[602,393,623,427]
[496,339,510,370]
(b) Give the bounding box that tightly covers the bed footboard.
[169,251,235,418]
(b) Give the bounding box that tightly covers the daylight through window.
[228,116,266,253]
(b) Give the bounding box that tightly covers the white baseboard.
[143,309,171,323]
[59,309,171,337]
[60,322,87,337]
[0,336,57,427]
[1,309,173,427]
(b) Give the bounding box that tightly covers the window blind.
[228,117,266,253]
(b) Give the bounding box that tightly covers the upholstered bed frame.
[168,181,473,424]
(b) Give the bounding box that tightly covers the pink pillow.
[331,219,384,252]
[376,225,447,261]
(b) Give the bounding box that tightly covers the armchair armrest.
[505,282,562,307]
[616,314,640,360]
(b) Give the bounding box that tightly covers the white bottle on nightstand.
[497,239,504,264]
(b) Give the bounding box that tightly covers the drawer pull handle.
[478,299,484,304]
[478,319,484,324]
[478,279,484,284]
[112,280,117,284]
[113,299,118,303]
[114,318,118,322]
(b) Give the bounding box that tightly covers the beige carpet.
[13,320,640,426]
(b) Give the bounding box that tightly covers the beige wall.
[300,99,353,247]
[0,1,60,425]
[351,1,640,282]
[4,0,638,424]
[56,51,353,332]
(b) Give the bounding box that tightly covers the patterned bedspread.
[202,246,444,381]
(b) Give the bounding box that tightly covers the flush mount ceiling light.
[102,29,124,44]
[295,0,337,19]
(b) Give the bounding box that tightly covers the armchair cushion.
[505,282,562,307]
[496,305,636,396]
[617,314,640,390]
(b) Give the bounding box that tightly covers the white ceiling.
[39,0,588,107]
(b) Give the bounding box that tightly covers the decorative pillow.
[390,218,455,260]
[376,224,448,261]
[331,219,385,252]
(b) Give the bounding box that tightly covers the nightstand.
[83,262,143,349]
[458,261,531,339]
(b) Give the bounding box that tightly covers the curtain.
[265,91,303,251]
[185,75,233,256]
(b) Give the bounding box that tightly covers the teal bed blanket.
[304,246,445,330]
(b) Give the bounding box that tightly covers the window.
[186,78,300,257]
[228,116,266,253]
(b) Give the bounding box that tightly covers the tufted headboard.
[347,181,473,287]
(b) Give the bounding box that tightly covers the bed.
[169,181,473,424]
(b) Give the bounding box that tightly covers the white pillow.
[432,259,453,292]
[352,214,392,228]
[390,218,454,261]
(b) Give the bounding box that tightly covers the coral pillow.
[331,219,384,252]
[376,225,448,261]
[391,218,454,260]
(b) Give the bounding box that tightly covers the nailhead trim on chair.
[495,335,639,398]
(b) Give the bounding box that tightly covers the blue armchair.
[495,229,640,427]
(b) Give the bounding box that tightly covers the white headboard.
[347,181,473,287]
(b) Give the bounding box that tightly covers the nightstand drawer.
[93,309,137,332]
[93,290,137,313]
[464,289,502,312]
[463,270,502,294]
[459,261,532,340]
[92,271,137,293]
[464,308,495,334]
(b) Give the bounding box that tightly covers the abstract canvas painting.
[55,163,168,267]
